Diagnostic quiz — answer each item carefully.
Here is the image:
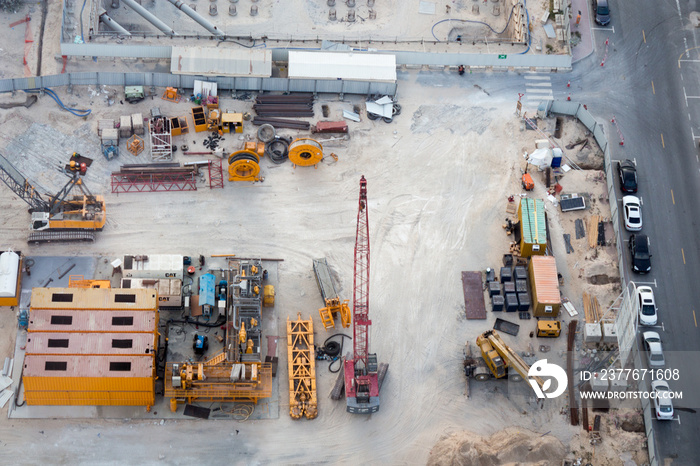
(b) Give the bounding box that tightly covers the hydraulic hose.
[322,333,352,373]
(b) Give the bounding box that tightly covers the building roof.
[23,355,153,378]
[28,309,156,333]
[26,332,155,355]
[170,46,272,77]
[30,287,158,311]
[519,198,547,246]
[530,256,560,304]
[288,51,397,82]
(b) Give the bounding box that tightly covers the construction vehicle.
[464,330,543,387]
[313,258,351,330]
[337,176,388,414]
[193,334,209,355]
[0,152,106,243]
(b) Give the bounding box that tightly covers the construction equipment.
[536,320,562,337]
[100,128,119,160]
[464,330,543,388]
[125,86,145,103]
[341,176,387,414]
[68,274,111,289]
[0,152,106,243]
[162,87,182,103]
[228,142,265,182]
[522,161,534,190]
[288,138,324,167]
[287,313,318,420]
[193,334,209,355]
[126,135,145,156]
[313,258,351,330]
[17,308,28,329]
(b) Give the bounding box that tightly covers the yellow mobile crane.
[0,152,106,243]
[464,330,544,387]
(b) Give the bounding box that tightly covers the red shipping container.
[313,121,348,133]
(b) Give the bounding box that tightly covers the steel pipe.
[99,12,132,36]
[121,0,178,36]
[166,0,225,37]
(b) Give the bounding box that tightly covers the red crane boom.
[344,175,380,414]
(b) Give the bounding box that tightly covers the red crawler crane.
[344,175,382,414]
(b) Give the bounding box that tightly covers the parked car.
[637,286,658,326]
[629,234,651,273]
[622,195,642,231]
[643,331,665,366]
[618,159,638,193]
[593,0,611,26]
[651,380,674,420]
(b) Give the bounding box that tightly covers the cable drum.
[265,138,290,164]
[288,138,323,166]
[228,150,261,181]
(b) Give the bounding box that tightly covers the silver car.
[643,331,665,367]
[651,380,674,420]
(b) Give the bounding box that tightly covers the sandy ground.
[0,68,647,464]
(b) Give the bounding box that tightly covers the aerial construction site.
[0,1,656,465]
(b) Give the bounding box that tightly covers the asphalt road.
[570,0,700,463]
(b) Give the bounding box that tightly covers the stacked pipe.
[253,94,315,118]
[252,117,311,130]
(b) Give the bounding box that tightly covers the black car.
[618,159,638,193]
[630,234,651,274]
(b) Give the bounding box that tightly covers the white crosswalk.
[524,73,553,106]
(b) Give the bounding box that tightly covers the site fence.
[548,100,658,466]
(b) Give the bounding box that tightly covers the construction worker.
[458,65,465,76]
[575,10,581,26]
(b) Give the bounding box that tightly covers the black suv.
[630,234,651,274]
[618,159,638,193]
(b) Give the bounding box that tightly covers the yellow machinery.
[263,285,275,307]
[536,320,561,338]
[165,359,272,410]
[68,274,111,289]
[126,135,145,156]
[162,87,182,103]
[0,152,106,243]
[288,138,324,167]
[287,313,318,420]
[312,258,351,330]
[228,142,265,182]
[464,330,543,388]
[221,112,244,133]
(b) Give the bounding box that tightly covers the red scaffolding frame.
[111,170,197,193]
[208,159,224,189]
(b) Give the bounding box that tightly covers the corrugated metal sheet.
[60,43,172,59]
[24,355,153,378]
[24,376,153,392]
[30,287,157,311]
[28,309,156,332]
[529,255,561,317]
[170,46,272,77]
[288,51,397,82]
[24,389,154,406]
[26,332,154,355]
[519,198,547,245]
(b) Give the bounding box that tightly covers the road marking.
[591,26,614,32]
[684,87,689,107]
[694,310,697,327]
[651,80,654,94]
[677,415,681,425]
[643,30,646,43]
[635,280,657,288]
[682,248,686,264]
[524,74,550,80]
[671,189,675,205]
[640,197,643,206]
[661,133,665,148]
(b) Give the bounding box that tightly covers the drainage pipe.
[121,0,178,36]
[99,12,132,36]
[166,0,225,37]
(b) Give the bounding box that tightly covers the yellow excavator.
[0,152,106,243]
[464,330,544,387]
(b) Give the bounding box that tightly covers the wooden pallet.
[582,292,601,324]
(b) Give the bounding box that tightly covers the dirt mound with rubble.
[428,427,567,466]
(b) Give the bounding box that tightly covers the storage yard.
[0,1,649,465]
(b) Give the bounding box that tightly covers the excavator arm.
[478,330,544,389]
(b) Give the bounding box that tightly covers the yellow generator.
[536,320,561,338]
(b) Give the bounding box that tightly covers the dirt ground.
[0,70,647,464]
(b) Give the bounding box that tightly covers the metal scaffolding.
[149,116,173,161]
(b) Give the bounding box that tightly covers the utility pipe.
[166,0,225,38]
[121,0,177,36]
[99,12,131,36]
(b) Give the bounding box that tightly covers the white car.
[637,286,658,326]
[622,195,642,231]
[643,331,665,367]
[651,380,674,420]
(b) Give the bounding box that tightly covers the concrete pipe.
[250,4,258,15]
[367,0,374,6]
[347,9,355,21]
[167,0,226,37]
[347,0,355,7]
[210,3,218,15]
[369,9,376,19]
[327,0,335,5]
[121,0,177,35]
[329,8,336,20]
[229,4,237,15]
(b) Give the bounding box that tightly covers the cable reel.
[228,142,265,182]
[288,138,323,167]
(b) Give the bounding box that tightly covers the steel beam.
[166,0,225,38]
[121,0,178,36]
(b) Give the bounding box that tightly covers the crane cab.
[31,211,50,231]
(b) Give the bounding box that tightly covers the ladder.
[208,159,224,189]
[319,306,335,330]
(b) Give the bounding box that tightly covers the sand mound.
[428,427,567,466]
